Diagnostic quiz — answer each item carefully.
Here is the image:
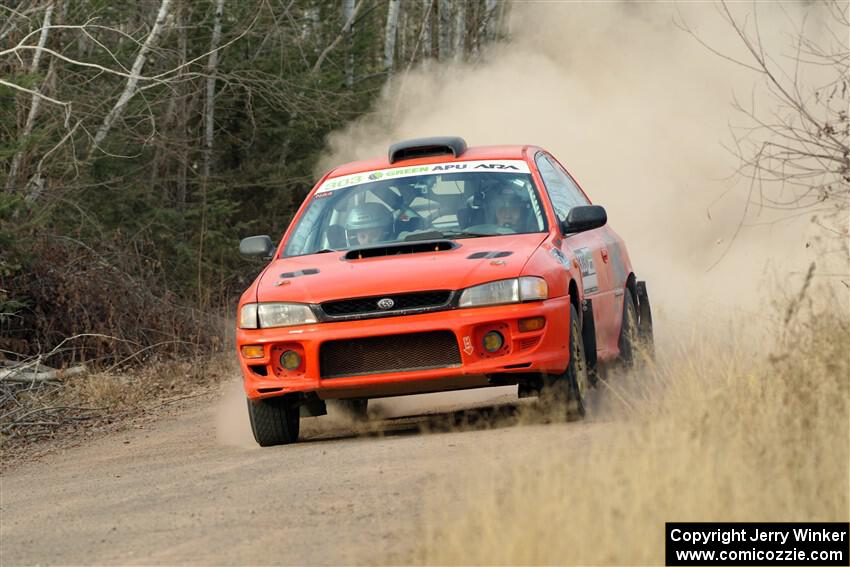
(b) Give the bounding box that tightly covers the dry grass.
[420,289,849,565]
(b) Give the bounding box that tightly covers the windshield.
[283,159,548,257]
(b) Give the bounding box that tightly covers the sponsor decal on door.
[575,247,598,294]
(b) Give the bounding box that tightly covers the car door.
[534,152,618,355]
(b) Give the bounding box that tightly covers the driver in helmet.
[345,202,394,246]
[490,187,527,232]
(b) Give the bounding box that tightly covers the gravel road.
[1,383,607,565]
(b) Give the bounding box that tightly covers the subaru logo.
[377,298,394,310]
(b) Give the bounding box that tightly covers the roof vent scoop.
[388,136,467,164]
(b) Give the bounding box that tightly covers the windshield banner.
[316,159,532,193]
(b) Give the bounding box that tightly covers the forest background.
[1,0,505,367]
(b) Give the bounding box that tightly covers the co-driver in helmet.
[489,187,528,232]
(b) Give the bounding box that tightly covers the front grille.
[320,331,461,379]
[320,290,452,319]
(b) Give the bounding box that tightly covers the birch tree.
[89,0,173,157]
[312,1,362,75]
[202,0,225,182]
[5,1,55,192]
[384,0,400,73]
[483,0,499,42]
[438,0,452,61]
[453,0,466,62]
[343,0,356,87]
[421,0,432,58]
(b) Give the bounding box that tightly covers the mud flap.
[636,281,655,357]
[581,299,599,385]
[299,395,327,417]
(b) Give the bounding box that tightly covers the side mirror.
[239,235,275,259]
[561,205,607,235]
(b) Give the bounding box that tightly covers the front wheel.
[247,395,300,447]
[541,303,589,420]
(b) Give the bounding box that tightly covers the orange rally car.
[237,137,653,446]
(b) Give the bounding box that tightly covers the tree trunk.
[89,0,173,157]
[484,0,499,42]
[311,1,362,75]
[421,0,432,58]
[6,1,55,193]
[343,0,356,87]
[399,11,407,64]
[150,0,189,207]
[198,0,225,310]
[176,0,189,210]
[453,0,466,62]
[438,0,451,61]
[383,0,400,73]
[202,0,225,182]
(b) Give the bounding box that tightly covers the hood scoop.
[343,240,457,260]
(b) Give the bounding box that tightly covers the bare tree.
[343,0,356,87]
[5,1,56,193]
[197,0,226,309]
[421,0,433,58]
[438,0,451,61]
[682,1,849,245]
[89,0,173,157]
[311,0,362,75]
[202,0,225,182]
[384,0,401,73]
[483,0,499,43]
[453,0,466,62]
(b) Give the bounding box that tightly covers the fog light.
[280,350,301,370]
[483,331,504,353]
[241,345,264,359]
[518,317,545,332]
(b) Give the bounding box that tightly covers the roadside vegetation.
[421,283,849,564]
[1,0,506,443]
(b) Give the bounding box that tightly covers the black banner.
[666,523,849,566]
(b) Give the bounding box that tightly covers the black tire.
[542,303,589,420]
[247,395,300,447]
[636,281,655,361]
[334,399,369,421]
[618,288,639,367]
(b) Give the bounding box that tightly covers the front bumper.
[236,296,572,400]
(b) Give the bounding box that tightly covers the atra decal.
[550,247,571,269]
[474,163,520,170]
[574,247,599,294]
[316,160,531,193]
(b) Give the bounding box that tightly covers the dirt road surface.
[1,384,610,565]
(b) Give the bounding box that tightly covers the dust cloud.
[320,2,839,324]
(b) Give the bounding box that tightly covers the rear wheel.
[247,395,300,447]
[618,288,639,367]
[542,303,588,420]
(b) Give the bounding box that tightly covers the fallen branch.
[0,364,87,383]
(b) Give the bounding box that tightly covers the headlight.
[458,277,548,308]
[239,303,317,329]
[240,304,259,329]
[518,277,548,301]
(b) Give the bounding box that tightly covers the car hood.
[256,233,547,304]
